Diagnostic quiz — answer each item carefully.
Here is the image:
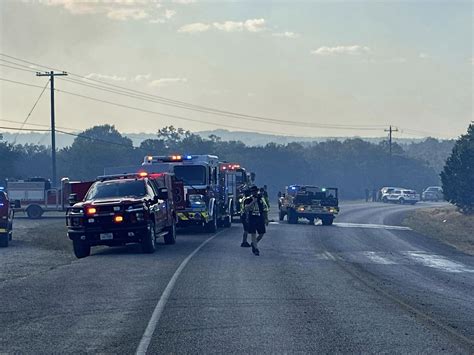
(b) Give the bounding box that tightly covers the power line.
[13,80,50,144]
[0,55,455,138]
[0,53,387,130]
[54,87,310,136]
[0,76,332,137]
[0,125,51,132]
[0,77,45,89]
[60,76,384,130]
[0,63,38,73]
[0,118,78,132]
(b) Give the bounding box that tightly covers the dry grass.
[404,206,474,255]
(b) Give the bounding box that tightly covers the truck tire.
[142,221,156,253]
[164,221,176,245]
[279,210,285,221]
[205,213,218,233]
[399,198,405,205]
[321,216,334,226]
[73,240,90,258]
[0,233,9,248]
[288,210,298,224]
[382,196,388,203]
[26,205,44,219]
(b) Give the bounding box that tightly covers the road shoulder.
[403,205,474,256]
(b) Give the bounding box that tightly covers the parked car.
[422,186,443,201]
[380,187,403,203]
[384,189,420,205]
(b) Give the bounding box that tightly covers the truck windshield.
[86,180,146,200]
[174,165,207,185]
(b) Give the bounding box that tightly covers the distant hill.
[1,129,424,148]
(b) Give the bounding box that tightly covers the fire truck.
[141,155,231,232]
[219,162,253,219]
[278,185,339,225]
[5,177,94,219]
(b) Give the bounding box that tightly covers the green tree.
[441,124,474,213]
[0,134,18,182]
[61,125,135,180]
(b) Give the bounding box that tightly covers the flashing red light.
[149,173,163,178]
[86,207,97,215]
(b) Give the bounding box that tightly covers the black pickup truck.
[278,185,339,225]
[0,190,14,247]
[66,173,178,258]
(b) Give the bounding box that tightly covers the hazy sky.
[0,0,472,139]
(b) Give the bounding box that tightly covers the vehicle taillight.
[114,215,123,223]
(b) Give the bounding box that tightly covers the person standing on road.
[365,188,370,202]
[240,189,252,248]
[372,188,377,202]
[245,185,269,256]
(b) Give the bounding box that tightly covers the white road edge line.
[135,229,227,355]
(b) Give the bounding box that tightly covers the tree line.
[0,124,460,201]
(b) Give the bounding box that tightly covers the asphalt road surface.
[1,202,473,354]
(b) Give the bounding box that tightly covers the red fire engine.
[6,177,92,219]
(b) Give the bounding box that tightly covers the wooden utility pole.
[36,71,68,187]
[384,125,399,182]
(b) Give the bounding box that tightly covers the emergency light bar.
[220,163,241,171]
[97,172,161,181]
[143,155,196,164]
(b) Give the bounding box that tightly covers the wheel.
[205,212,218,233]
[26,205,43,219]
[308,217,315,225]
[321,216,334,226]
[141,221,156,253]
[73,240,90,258]
[0,233,9,248]
[279,210,285,221]
[382,197,388,203]
[399,198,405,205]
[222,215,231,228]
[287,210,298,224]
[163,221,177,245]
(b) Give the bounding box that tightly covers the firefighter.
[245,185,269,256]
[240,189,252,248]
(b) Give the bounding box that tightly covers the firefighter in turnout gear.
[240,189,252,248]
[245,185,269,256]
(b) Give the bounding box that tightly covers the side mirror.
[157,188,168,200]
[13,200,21,209]
[68,193,78,206]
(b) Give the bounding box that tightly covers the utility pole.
[36,71,67,187]
[384,125,399,183]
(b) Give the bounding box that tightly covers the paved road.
[0,202,473,353]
